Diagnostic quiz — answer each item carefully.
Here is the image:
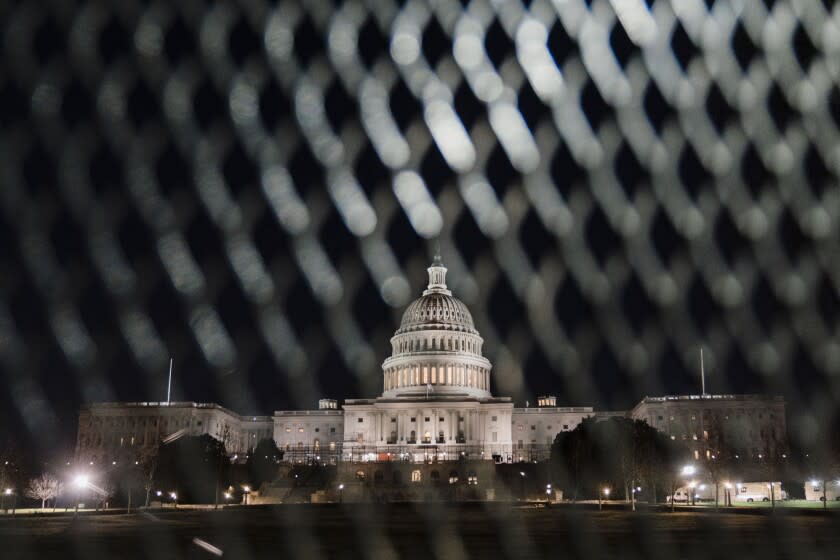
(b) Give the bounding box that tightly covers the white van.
[804,480,840,502]
[733,482,785,503]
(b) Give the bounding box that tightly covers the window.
[439,417,444,423]
[424,417,430,422]
[314,439,320,449]
[547,425,551,430]
[315,428,320,433]
[492,432,498,442]
[518,425,524,431]
[411,470,422,482]
[657,415,663,421]
[329,442,336,451]
[518,440,524,449]
[374,470,384,482]
[423,431,431,443]
[298,427,304,433]
[449,471,459,484]
[409,430,416,443]
[458,416,464,422]
[467,472,478,485]
[393,471,402,484]
[531,425,536,430]
[391,418,396,423]
[358,418,364,423]
[562,424,569,430]
[491,416,498,422]
[356,470,366,481]
[410,417,416,423]
[430,470,440,483]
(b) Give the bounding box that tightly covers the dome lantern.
[423,253,451,296]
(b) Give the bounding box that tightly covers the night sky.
[1,0,839,463]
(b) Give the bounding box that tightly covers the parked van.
[804,480,840,502]
[732,482,785,503]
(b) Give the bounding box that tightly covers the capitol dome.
[382,255,492,399]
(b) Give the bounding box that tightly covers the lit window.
[411,470,422,482]
[298,427,304,433]
[285,428,291,433]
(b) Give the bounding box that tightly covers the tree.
[156,434,228,504]
[25,473,62,509]
[550,417,679,506]
[246,438,282,491]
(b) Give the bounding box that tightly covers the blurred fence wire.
[2,0,840,445]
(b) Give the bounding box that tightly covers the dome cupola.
[382,254,492,399]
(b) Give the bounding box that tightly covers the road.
[2,503,839,559]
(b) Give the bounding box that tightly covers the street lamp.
[2,488,13,515]
[338,483,344,504]
[73,474,90,516]
[681,465,696,476]
[600,487,610,510]
[242,485,251,505]
[724,482,732,506]
[170,492,178,508]
[688,481,697,506]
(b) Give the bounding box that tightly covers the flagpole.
[167,358,173,405]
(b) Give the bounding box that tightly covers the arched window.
[430,470,440,484]
[409,430,416,443]
[374,470,384,482]
[356,470,366,481]
[438,430,444,443]
[449,471,459,484]
[313,438,320,449]
[468,471,478,485]
[423,431,431,443]
[411,470,422,482]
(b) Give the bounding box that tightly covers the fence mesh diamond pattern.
[1,0,840,449]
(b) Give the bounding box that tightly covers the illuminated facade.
[75,258,786,468]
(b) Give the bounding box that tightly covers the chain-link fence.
[2,0,840,544]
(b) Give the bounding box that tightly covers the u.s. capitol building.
[75,257,786,467]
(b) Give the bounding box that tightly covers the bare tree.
[25,474,62,509]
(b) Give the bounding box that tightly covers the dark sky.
[1,1,839,462]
